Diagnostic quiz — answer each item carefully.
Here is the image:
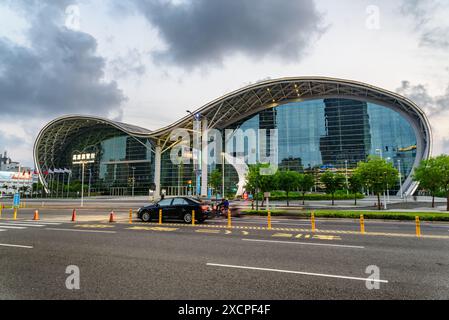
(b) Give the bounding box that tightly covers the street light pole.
[344,160,348,195]
[81,162,85,207]
[222,152,225,198]
[73,153,95,208]
[131,166,136,197]
[398,159,403,199]
[88,168,92,198]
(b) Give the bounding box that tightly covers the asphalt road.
[0,209,449,299]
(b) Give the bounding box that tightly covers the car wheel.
[183,212,193,224]
[141,211,151,222]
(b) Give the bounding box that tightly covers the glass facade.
[45,126,154,196]
[36,98,420,198]
[219,98,417,194]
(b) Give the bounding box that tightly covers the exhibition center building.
[33,77,432,198]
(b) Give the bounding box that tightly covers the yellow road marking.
[196,229,221,234]
[124,222,449,240]
[273,233,293,238]
[304,234,310,239]
[75,224,114,229]
[313,235,341,241]
[127,226,178,232]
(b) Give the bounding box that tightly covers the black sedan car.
[137,197,210,223]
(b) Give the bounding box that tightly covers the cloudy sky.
[0,0,448,167]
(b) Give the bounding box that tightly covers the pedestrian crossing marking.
[295,234,302,238]
[225,230,232,235]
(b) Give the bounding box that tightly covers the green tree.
[413,158,441,208]
[209,169,222,196]
[434,155,449,211]
[348,172,363,205]
[245,163,277,209]
[276,170,300,206]
[354,157,398,210]
[298,173,315,205]
[320,171,346,205]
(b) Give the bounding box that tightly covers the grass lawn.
[242,209,449,221]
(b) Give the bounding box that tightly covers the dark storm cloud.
[400,0,449,49]
[396,81,449,117]
[0,0,126,119]
[129,0,325,68]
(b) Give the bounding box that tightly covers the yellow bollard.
[159,209,162,225]
[227,208,231,229]
[415,216,421,237]
[192,209,195,226]
[0,204,2,219]
[267,210,272,230]
[129,209,133,224]
[13,207,17,220]
[311,211,316,233]
[360,214,365,234]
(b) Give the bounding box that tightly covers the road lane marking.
[313,235,342,241]
[0,229,6,232]
[45,228,116,234]
[0,223,45,227]
[22,221,62,225]
[272,233,293,238]
[0,225,26,229]
[196,229,221,234]
[242,239,364,249]
[127,226,178,232]
[75,224,115,229]
[242,231,249,235]
[225,230,232,235]
[0,243,33,249]
[129,222,449,239]
[206,263,386,283]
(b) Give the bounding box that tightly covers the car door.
[157,198,174,219]
[171,197,189,219]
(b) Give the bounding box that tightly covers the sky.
[0,0,448,167]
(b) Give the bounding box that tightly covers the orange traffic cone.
[33,210,39,221]
[109,211,115,223]
[71,209,76,222]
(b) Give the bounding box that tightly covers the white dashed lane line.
[207,263,388,283]
[0,243,33,249]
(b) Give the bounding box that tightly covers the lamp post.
[397,159,403,199]
[344,160,349,195]
[131,166,136,197]
[88,168,92,198]
[72,152,95,207]
[221,152,225,198]
[187,110,202,197]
